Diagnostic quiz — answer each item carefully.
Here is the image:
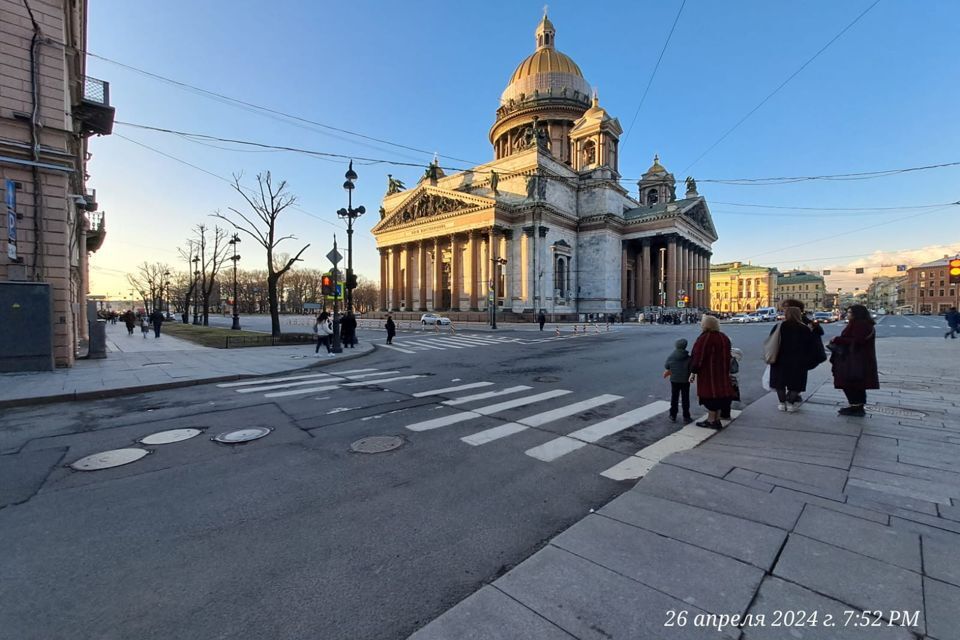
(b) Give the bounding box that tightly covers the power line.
[681,0,882,174]
[622,0,686,147]
[711,199,956,211]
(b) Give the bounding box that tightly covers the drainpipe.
[24,0,46,281]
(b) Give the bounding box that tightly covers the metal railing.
[86,211,104,232]
[83,76,110,105]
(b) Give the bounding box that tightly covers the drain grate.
[70,448,150,471]
[212,427,272,444]
[866,405,926,419]
[139,428,203,445]
[351,435,404,454]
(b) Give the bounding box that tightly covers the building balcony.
[86,211,106,253]
[73,77,115,137]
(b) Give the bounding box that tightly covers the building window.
[555,256,566,295]
[940,290,944,297]
[646,189,659,206]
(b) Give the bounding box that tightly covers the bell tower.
[637,154,676,206]
[569,91,622,174]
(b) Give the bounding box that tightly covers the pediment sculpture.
[384,193,473,229]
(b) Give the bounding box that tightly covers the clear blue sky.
[86,0,960,297]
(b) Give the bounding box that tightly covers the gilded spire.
[536,9,556,49]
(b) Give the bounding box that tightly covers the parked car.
[812,311,834,323]
[420,313,451,326]
[747,312,765,323]
[731,314,752,323]
[755,307,778,321]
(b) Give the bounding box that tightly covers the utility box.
[0,282,54,372]
[88,320,107,359]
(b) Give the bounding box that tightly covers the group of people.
[665,299,878,428]
[116,309,166,338]
[313,311,360,356]
[641,311,702,325]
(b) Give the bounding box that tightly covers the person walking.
[341,311,358,348]
[720,347,743,420]
[689,315,735,429]
[944,306,959,339]
[538,310,546,331]
[770,306,823,413]
[140,314,150,339]
[829,304,878,417]
[123,309,136,336]
[663,338,693,423]
[314,311,333,356]
[149,308,165,338]
[385,315,396,345]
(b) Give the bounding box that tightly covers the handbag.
[762,323,782,364]
[808,332,828,370]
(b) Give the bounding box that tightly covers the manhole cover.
[70,448,150,471]
[212,427,273,444]
[533,375,561,383]
[351,435,404,454]
[139,428,203,445]
[865,405,926,419]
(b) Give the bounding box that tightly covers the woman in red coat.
[690,315,735,429]
[829,304,878,417]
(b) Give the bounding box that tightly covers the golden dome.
[499,16,591,105]
[646,154,667,174]
[508,48,583,85]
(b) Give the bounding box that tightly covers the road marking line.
[218,372,334,388]
[445,336,500,345]
[418,339,464,349]
[345,370,400,380]
[412,382,495,397]
[524,401,671,462]
[342,374,424,386]
[264,384,340,398]
[329,369,380,376]
[599,457,657,481]
[235,378,340,393]
[380,343,417,353]
[463,395,621,446]
[400,340,445,350]
[436,338,483,347]
[405,389,572,432]
[442,385,531,405]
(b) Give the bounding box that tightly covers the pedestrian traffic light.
[321,274,334,296]
[346,273,358,290]
[949,258,960,285]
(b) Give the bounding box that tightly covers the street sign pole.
[327,238,344,353]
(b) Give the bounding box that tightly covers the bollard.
[449,322,456,335]
[555,326,560,337]
[573,325,578,334]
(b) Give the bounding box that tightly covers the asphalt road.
[0,320,923,639]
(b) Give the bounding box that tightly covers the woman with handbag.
[829,304,878,416]
[770,306,824,413]
[689,315,735,429]
[314,311,333,357]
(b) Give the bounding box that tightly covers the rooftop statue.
[386,174,406,195]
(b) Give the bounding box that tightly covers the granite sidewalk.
[0,321,374,408]
[411,336,960,640]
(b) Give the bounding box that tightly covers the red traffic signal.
[949,258,960,285]
[321,274,334,296]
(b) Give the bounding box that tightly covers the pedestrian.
[828,304,878,417]
[944,306,959,340]
[314,311,333,356]
[538,310,546,331]
[720,347,743,420]
[140,315,150,339]
[385,314,396,344]
[770,306,824,413]
[689,315,735,429]
[663,338,693,423]
[638,311,645,324]
[149,308,164,338]
[123,309,136,336]
[341,311,358,348]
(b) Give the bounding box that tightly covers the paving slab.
[923,536,960,587]
[847,470,954,505]
[769,487,889,524]
[407,585,576,640]
[636,463,804,529]
[495,546,736,640]
[793,505,921,571]
[924,578,960,640]
[552,514,764,616]
[773,534,924,634]
[598,491,786,569]
[743,576,915,640]
[677,448,849,493]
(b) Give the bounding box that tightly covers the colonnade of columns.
[622,234,712,310]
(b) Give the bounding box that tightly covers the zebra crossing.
[378,330,604,354]
[218,367,734,479]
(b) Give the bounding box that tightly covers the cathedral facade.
[371,15,717,318]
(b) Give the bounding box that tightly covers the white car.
[731,314,752,323]
[748,313,764,323]
[420,313,451,326]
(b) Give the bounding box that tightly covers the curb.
[0,344,378,410]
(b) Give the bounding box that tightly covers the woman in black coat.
[829,304,878,417]
[770,306,821,412]
[385,315,396,345]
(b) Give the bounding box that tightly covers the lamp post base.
[231,315,241,330]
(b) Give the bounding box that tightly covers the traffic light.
[949,258,960,285]
[321,274,334,296]
[346,273,358,290]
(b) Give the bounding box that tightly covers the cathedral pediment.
[682,201,718,240]
[372,187,495,232]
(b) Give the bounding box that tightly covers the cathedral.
[371,14,717,319]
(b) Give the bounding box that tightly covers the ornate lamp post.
[192,255,201,325]
[163,270,170,318]
[229,233,241,330]
[337,160,366,314]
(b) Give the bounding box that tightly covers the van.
[755,307,777,321]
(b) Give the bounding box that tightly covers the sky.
[86,0,960,299]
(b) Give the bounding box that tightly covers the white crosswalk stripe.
[381,343,417,353]
[217,369,375,388]
[442,385,531,406]
[401,340,446,350]
[236,370,400,394]
[412,382,494,397]
[405,389,573,432]
[461,394,622,446]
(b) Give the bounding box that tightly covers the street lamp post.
[192,255,201,325]
[338,160,366,314]
[490,257,507,329]
[229,233,241,330]
[163,270,170,318]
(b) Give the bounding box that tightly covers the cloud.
[816,243,960,290]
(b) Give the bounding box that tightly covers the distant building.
[775,270,825,310]
[866,275,904,312]
[822,292,839,311]
[1,0,113,368]
[902,256,960,314]
[709,262,778,313]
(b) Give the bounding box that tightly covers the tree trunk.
[268,274,281,336]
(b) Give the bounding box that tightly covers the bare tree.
[177,240,200,323]
[191,223,231,325]
[352,276,380,314]
[126,262,171,313]
[214,172,309,336]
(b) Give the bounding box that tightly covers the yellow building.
[710,262,778,313]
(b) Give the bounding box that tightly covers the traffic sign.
[677,300,686,308]
[695,282,704,290]
[326,248,342,265]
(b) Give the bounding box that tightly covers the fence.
[224,333,316,349]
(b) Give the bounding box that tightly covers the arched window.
[582,141,596,167]
[556,257,566,294]
[646,189,659,206]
